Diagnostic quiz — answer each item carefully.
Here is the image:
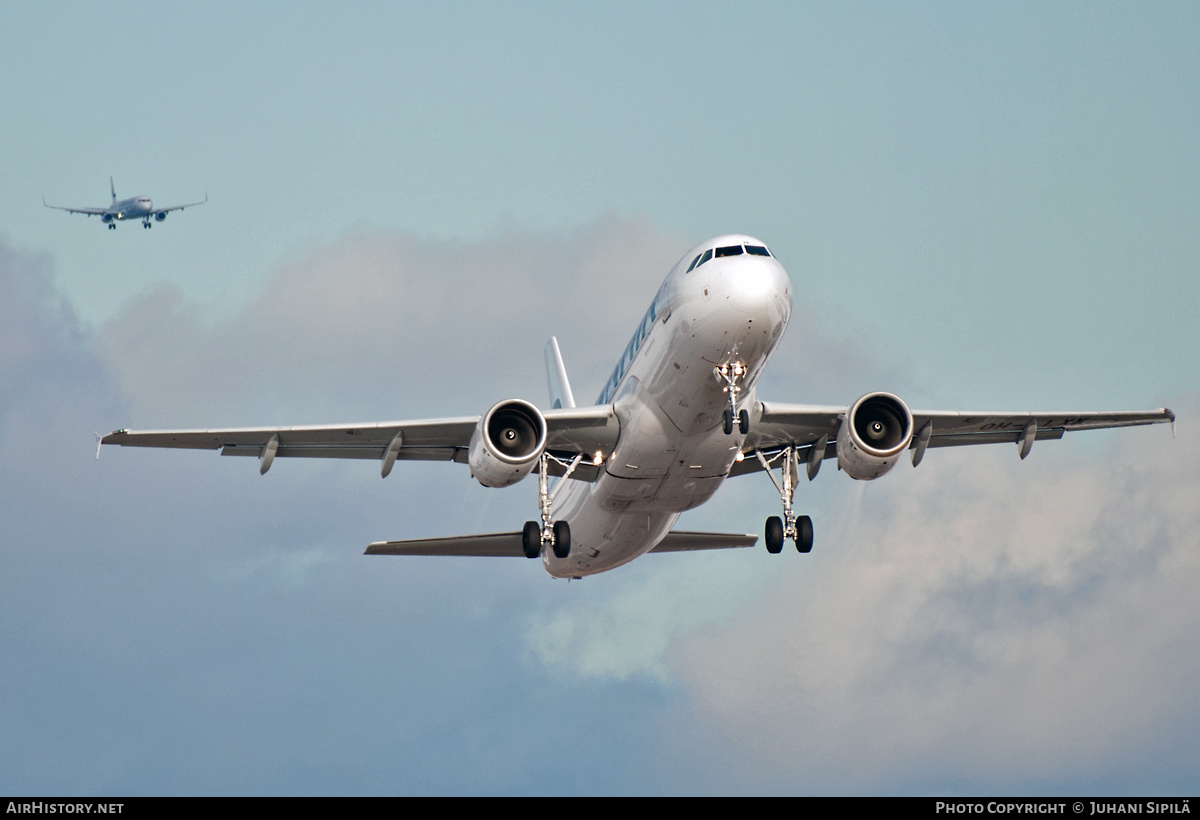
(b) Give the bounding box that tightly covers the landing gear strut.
[523,450,582,559]
[755,445,814,553]
[716,361,749,435]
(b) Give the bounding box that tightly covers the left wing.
[732,402,1175,476]
[155,194,207,214]
[100,405,619,480]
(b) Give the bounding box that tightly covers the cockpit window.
[686,253,702,272]
[745,245,771,257]
[715,245,744,258]
[696,248,713,268]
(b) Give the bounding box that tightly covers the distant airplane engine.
[836,392,914,480]
[155,212,167,222]
[101,213,115,224]
[468,399,548,487]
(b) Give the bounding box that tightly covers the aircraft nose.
[713,257,792,323]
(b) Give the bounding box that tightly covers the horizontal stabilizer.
[366,529,758,558]
[648,530,758,552]
[366,532,524,557]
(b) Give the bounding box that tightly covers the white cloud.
[5,221,1194,794]
[95,215,691,426]
[524,556,763,684]
[672,404,1199,792]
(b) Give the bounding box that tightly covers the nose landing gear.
[716,361,750,435]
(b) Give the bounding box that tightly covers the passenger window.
[715,245,744,258]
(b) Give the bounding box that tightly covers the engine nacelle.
[155,211,167,222]
[467,399,547,488]
[836,392,913,480]
[102,213,115,223]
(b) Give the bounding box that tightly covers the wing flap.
[913,408,1174,434]
[102,417,479,451]
[220,444,467,461]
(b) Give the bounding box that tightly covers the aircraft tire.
[796,515,814,553]
[722,408,733,435]
[552,520,571,559]
[765,516,784,554]
[738,409,749,434]
[522,521,541,559]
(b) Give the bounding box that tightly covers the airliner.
[44,178,206,229]
[100,235,1174,578]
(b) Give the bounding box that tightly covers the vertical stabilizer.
[110,177,116,203]
[544,337,576,409]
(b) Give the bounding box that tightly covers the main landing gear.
[523,450,582,560]
[754,445,814,554]
[716,361,749,435]
[142,219,152,229]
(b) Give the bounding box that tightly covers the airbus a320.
[45,177,206,229]
[101,235,1174,578]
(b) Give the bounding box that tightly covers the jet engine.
[101,213,115,224]
[467,399,548,488]
[836,392,913,480]
[155,212,168,222]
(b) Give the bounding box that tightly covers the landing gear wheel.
[552,520,571,559]
[738,409,749,434]
[795,515,813,553]
[522,521,541,559]
[765,516,784,554]
[722,408,733,435]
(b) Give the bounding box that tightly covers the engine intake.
[467,399,547,487]
[155,212,167,222]
[836,392,913,480]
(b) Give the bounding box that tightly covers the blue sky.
[1,2,1197,795]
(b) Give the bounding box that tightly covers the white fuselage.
[544,235,792,578]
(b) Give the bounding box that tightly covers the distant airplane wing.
[732,402,1175,476]
[43,199,107,215]
[365,529,757,557]
[100,405,619,481]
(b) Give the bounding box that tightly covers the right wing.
[365,529,757,557]
[100,405,619,480]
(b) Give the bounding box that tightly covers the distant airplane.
[44,177,205,229]
[100,235,1175,578]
